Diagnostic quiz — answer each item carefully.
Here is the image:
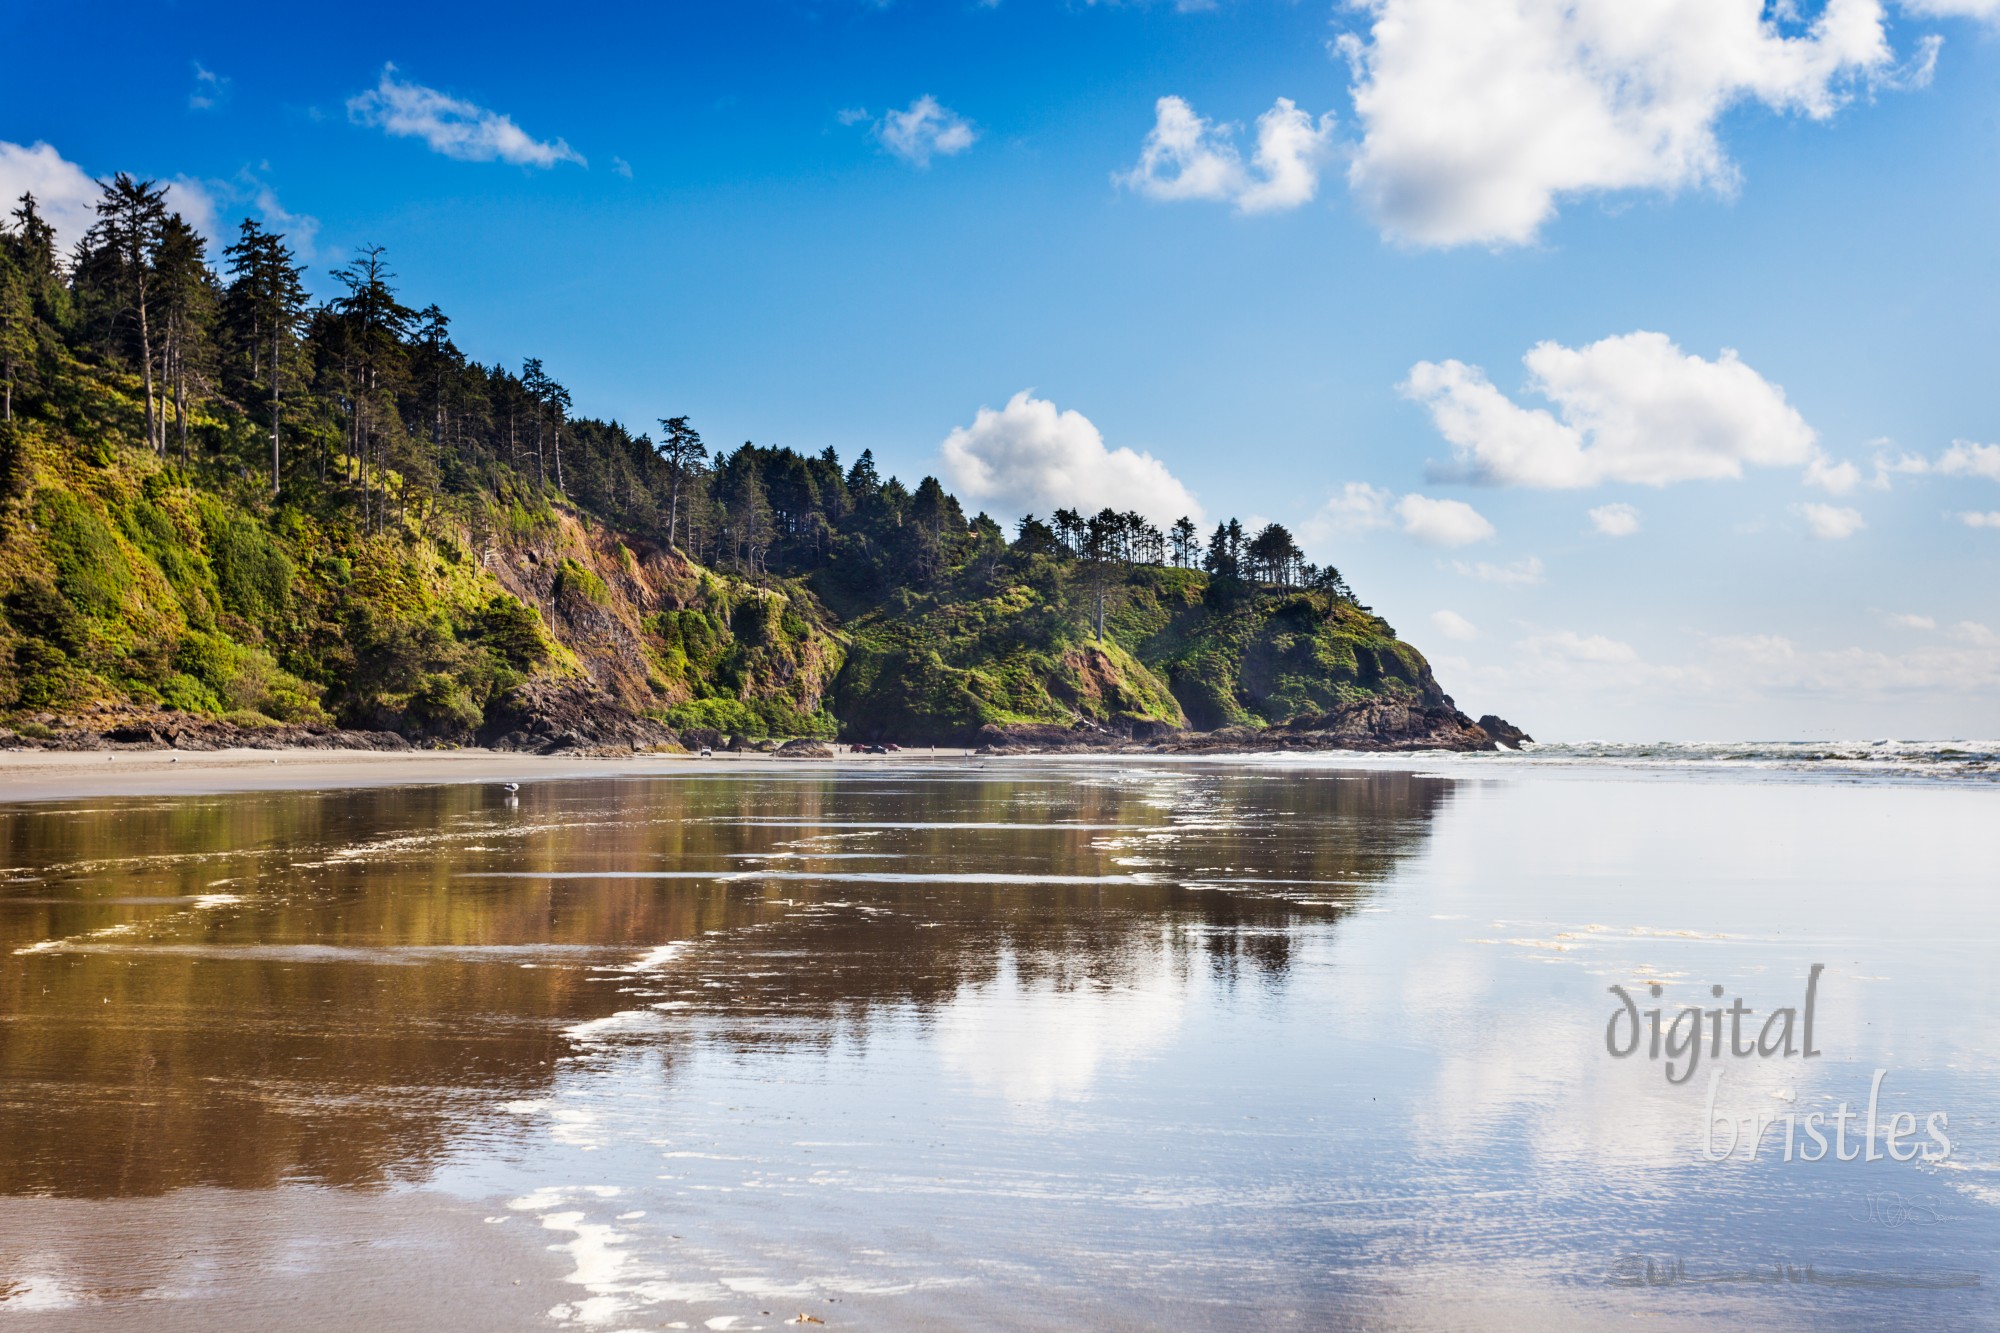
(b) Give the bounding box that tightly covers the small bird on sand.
[502,782,520,793]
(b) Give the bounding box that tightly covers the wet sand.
[0,1188,571,1330]
[5,759,1997,1329]
[0,746,978,804]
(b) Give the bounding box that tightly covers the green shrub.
[407,672,483,738]
[36,489,130,618]
[158,672,221,714]
[471,595,550,670]
[201,505,292,625]
[662,696,836,739]
[552,556,608,607]
[4,576,84,654]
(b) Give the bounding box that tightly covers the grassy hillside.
[826,553,1452,744]
[0,362,839,746]
[0,183,1506,752]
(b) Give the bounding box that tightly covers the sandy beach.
[0,745,982,803]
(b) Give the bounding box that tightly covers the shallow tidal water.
[1,760,1996,1330]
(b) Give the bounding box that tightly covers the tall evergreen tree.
[0,249,29,422]
[655,415,706,550]
[83,175,169,451]
[223,220,308,492]
[329,245,414,529]
[152,214,217,458]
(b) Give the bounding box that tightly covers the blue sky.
[5,0,2000,740]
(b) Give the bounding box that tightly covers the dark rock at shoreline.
[776,738,834,758]
[1476,714,1533,749]
[975,695,1523,755]
[1,711,411,753]
[475,680,681,755]
[975,718,1133,752]
[1165,698,1496,753]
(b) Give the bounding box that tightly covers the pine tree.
[655,415,706,550]
[329,246,414,529]
[152,214,217,459]
[223,220,308,493]
[83,175,169,451]
[0,250,29,422]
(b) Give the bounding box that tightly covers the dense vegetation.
[0,177,1458,747]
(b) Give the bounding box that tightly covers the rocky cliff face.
[0,412,842,753]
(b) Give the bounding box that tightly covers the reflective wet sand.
[1,762,1996,1329]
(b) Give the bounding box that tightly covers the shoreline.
[0,744,989,803]
[2,737,1996,803]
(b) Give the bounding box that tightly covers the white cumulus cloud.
[1937,439,2000,481]
[1339,0,1896,247]
[0,141,310,257]
[1803,451,1860,493]
[1431,609,1479,641]
[1889,613,1937,630]
[1300,483,1494,546]
[939,390,1201,528]
[1870,439,2000,488]
[348,65,584,167]
[876,96,977,168]
[1587,502,1641,536]
[1404,330,1817,488]
[1795,502,1865,539]
[1118,95,1336,213]
[0,140,100,254]
[1961,511,2000,528]
[1395,493,1496,546]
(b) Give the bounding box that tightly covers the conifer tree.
[153,214,217,459]
[84,175,169,451]
[655,415,706,550]
[0,250,29,422]
[223,219,308,492]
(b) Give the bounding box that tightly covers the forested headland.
[0,176,1520,753]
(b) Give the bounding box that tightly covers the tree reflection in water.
[0,767,1450,1198]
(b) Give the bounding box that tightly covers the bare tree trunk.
[270,325,281,495]
[174,339,188,457]
[137,277,158,453]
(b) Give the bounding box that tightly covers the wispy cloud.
[1453,555,1547,586]
[1431,609,1479,641]
[872,96,977,168]
[347,64,584,168]
[1794,502,1865,540]
[189,62,230,112]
